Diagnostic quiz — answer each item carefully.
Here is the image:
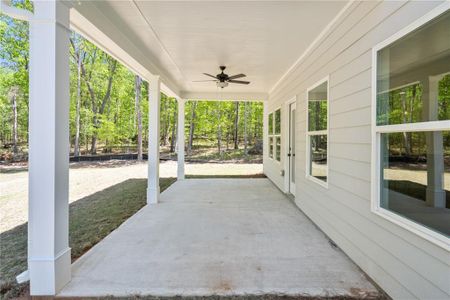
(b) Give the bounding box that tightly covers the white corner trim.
[269,0,354,94]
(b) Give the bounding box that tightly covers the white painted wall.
[264,1,450,299]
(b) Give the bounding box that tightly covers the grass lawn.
[187,174,266,179]
[0,177,176,299]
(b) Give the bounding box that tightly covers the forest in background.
[0,2,263,163]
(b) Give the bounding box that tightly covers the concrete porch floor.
[59,179,380,298]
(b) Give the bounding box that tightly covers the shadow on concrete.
[0,178,176,299]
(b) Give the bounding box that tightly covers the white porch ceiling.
[70,1,348,99]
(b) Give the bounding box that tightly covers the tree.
[233,102,239,149]
[188,101,197,154]
[244,101,248,155]
[1,11,265,161]
[216,102,222,154]
[170,103,177,153]
[71,34,85,157]
[71,38,118,154]
[0,1,32,154]
[135,75,143,161]
[8,86,19,155]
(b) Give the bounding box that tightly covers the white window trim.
[306,76,330,189]
[371,3,450,251]
[268,108,282,163]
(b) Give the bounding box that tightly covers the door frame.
[284,96,297,196]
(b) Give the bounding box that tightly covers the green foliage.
[378,75,450,157]
[0,178,176,299]
[308,100,327,131]
[186,100,263,151]
[0,2,32,147]
[0,16,263,159]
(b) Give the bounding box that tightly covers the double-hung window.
[306,79,329,186]
[372,8,450,245]
[268,109,281,161]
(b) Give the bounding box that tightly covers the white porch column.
[177,98,185,180]
[147,75,161,204]
[423,76,445,208]
[28,0,71,295]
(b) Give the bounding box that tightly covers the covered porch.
[0,0,381,296]
[59,179,379,298]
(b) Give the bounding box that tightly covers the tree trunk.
[135,75,143,161]
[226,127,230,150]
[74,50,82,157]
[85,131,88,155]
[244,102,248,155]
[188,101,197,154]
[162,99,170,146]
[315,101,320,151]
[89,59,117,154]
[90,132,98,154]
[10,89,18,156]
[401,93,411,156]
[234,102,239,149]
[217,105,222,155]
[170,104,177,153]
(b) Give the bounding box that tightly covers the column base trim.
[147,187,160,204]
[29,247,71,295]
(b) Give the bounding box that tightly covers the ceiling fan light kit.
[216,81,229,88]
[196,66,250,89]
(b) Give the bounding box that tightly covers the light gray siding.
[263,1,450,299]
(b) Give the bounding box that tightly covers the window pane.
[269,137,273,158]
[380,131,450,236]
[309,135,327,182]
[275,109,281,135]
[276,137,281,161]
[308,81,328,131]
[268,113,273,134]
[376,11,450,125]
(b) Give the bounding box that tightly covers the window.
[306,79,329,186]
[268,109,281,161]
[373,9,450,244]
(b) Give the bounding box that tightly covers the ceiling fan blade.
[203,73,218,79]
[193,80,217,82]
[229,80,250,85]
[228,73,246,80]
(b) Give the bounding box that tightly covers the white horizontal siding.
[264,1,450,299]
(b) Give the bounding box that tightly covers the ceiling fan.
[194,66,250,88]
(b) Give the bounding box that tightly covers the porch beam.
[28,0,71,295]
[180,91,268,102]
[177,98,185,180]
[147,75,161,204]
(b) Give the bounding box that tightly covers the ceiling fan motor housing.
[198,66,250,86]
[217,66,228,82]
